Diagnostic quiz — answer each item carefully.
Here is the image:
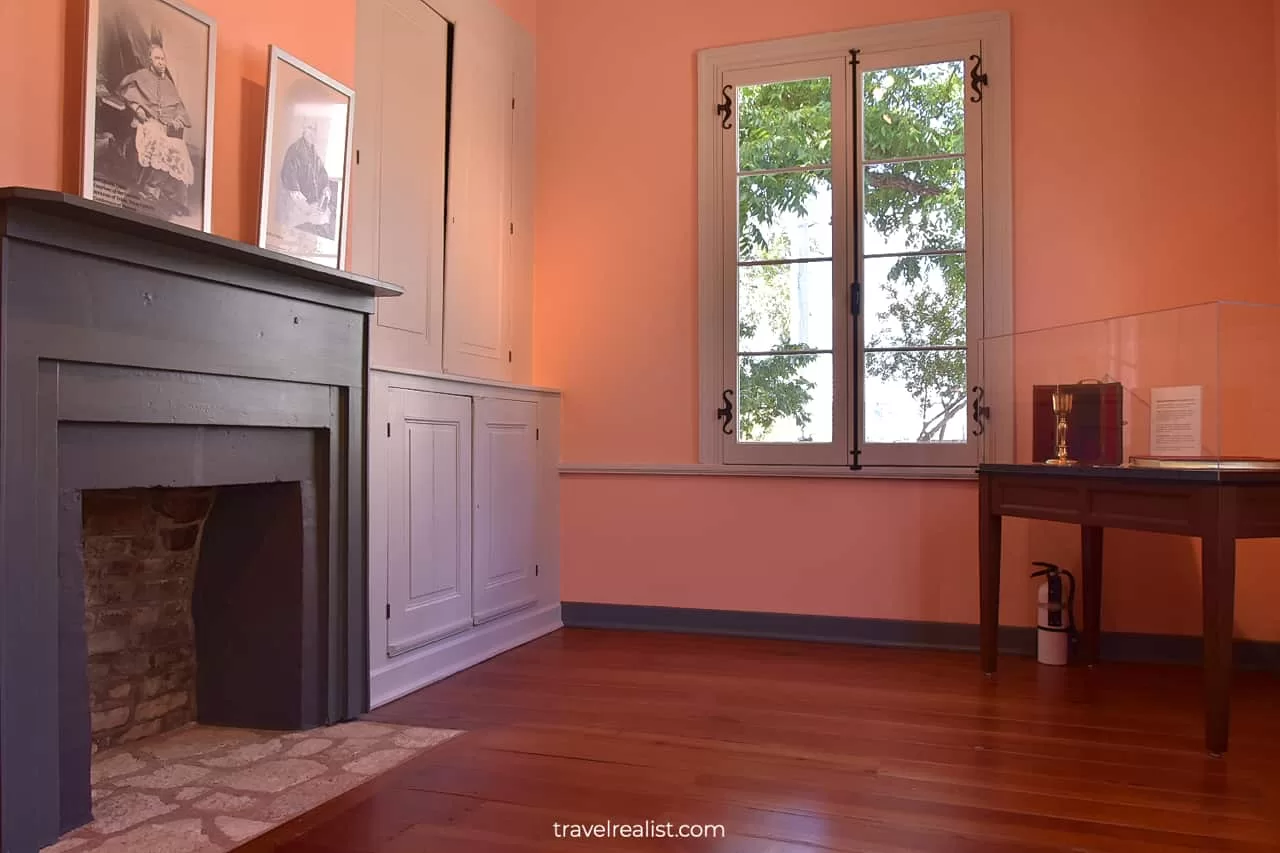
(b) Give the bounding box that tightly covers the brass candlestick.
[1044,388,1078,466]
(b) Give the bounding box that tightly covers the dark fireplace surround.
[0,189,398,852]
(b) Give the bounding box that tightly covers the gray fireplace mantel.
[0,187,392,853]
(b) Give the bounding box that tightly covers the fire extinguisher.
[1030,561,1076,665]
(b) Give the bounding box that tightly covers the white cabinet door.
[386,388,473,656]
[472,397,538,624]
[353,0,449,373]
[505,21,535,384]
[442,16,514,381]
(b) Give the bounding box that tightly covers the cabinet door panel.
[355,0,448,372]
[472,397,537,623]
[387,388,472,655]
[442,21,513,380]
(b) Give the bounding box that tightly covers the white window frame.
[697,12,1013,475]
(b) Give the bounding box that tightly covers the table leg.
[1202,491,1237,757]
[978,474,1002,675]
[1080,525,1104,666]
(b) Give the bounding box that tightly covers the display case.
[979,301,1280,470]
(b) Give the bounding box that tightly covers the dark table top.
[978,462,1280,484]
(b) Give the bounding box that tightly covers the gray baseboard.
[561,602,1280,671]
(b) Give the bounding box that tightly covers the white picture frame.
[258,46,355,270]
[82,0,216,232]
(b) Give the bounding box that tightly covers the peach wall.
[0,0,355,244]
[535,0,1280,639]
[492,0,536,35]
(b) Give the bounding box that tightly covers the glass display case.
[979,301,1280,470]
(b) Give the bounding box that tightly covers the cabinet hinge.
[512,97,516,110]
[536,428,540,440]
[385,603,391,620]
[508,350,513,363]
[386,422,391,438]
[356,149,361,165]
[509,222,514,235]
[535,564,539,577]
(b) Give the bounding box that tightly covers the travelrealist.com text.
[552,821,726,839]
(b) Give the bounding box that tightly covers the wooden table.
[978,462,1280,756]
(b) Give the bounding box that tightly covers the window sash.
[720,58,851,466]
[853,40,982,468]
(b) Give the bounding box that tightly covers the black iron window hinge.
[716,84,733,129]
[969,54,988,103]
[850,281,862,316]
[716,389,734,435]
[971,385,991,436]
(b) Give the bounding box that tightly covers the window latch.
[971,385,991,436]
[717,389,734,435]
[850,281,862,316]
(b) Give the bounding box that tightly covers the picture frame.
[82,0,216,232]
[258,46,355,270]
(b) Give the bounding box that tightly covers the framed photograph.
[258,46,355,269]
[82,0,216,232]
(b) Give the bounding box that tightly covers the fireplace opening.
[81,488,215,752]
[78,480,321,760]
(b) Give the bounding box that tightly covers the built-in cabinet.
[353,0,535,384]
[355,0,553,706]
[368,369,561,707]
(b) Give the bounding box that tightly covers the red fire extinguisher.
[1031,561,1076,665]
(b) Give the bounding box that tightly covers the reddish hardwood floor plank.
[237,629,1280,852]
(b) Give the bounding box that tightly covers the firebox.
[0,188,400,852]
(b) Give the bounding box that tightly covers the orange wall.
[534,0,1280,640]
[492,0,536,35]
[0,0,355,244]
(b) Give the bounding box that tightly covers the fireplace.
[0,188,399,852]
[81,487,215,752]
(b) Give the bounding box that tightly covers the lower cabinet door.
[386,388,473,656]
[472,397,538,624]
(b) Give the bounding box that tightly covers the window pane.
[862,61,964,161]
[864,349,967,444]
[863,158,964,255]
[738,261,833,352]
[738,353,833,444]
[739,170,832,262]
[737,77,832,172]
[864,253,965,348]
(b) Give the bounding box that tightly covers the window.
[698,14,1011,472]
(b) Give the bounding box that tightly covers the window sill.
[558,463,978,481]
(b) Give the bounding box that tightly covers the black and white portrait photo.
[82,0,216,231]
[259,47,354,269]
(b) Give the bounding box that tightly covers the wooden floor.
[239,629,1280,852]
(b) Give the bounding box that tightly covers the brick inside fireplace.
[81,488,217,752]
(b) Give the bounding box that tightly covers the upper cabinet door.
[505,24,535,385]
[386,388,473,656]
[442,18,516,382]
[472,397,538,624]
[353,0,449,373]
